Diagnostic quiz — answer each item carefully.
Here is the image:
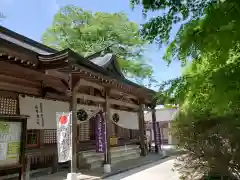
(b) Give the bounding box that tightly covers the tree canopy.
[130,0,215,45]
[132,0,240,179]
[42,5,153,84]
[137,0,240,114]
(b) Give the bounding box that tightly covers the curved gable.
[89,53,124,78]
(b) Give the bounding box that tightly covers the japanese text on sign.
[95,112,106,153]
[56,112,72,163]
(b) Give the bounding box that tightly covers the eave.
[0,25,156,102]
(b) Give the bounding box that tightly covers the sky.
[0,0,182,87]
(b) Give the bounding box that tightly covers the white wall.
[144,108,178,122]
[145,108,178,144]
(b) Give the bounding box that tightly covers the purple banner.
[95,112,106,153]
[155,122,161,150]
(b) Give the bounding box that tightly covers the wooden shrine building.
[0,25,159,176]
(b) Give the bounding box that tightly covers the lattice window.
[118,126,128,138]
[121,127,130,138]
[27,130,40,148]
[130,130,139,139]
[44,129,57,144]
[0,97,17,115]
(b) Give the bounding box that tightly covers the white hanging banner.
[56,112,72,163]
[110,109,139,130]
[76,104,102,123]
[19,95,69,129]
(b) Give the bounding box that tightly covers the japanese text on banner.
[56,112,72,163]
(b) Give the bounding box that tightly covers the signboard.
[56,112,72,163]
[155,122,161,150]
[95,112,106,153]
[0,120,22,167]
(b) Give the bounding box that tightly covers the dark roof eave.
[122,78,156,94]
[0,25,57,54]
[0,25,156,96]
[68,49,111,76]
[68,50,155,95]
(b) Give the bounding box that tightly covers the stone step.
[86,155,104,164]
[111,148,140,159]
[88,160,103,169]
[80,145,139,158]
[112,152,140,165]
[81,149,140,165]
[77,145,141,170]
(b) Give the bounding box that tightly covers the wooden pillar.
[151,106,159,153]
[51,152,58,173]
[168,122,172,145]
[69,73,78,173]
[104,89,111,167]
[24,156,31,180]
[138,103,146,156]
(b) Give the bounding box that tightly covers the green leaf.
[42,6,154,82]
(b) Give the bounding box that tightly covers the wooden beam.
[45,70,69,82]
[110,89,138,100]
[75,91,138,108]
[0,82,40,96]
[138,103,147,156]
[104,89,111,167]
[0,74,41,88]
[47,67,153,104]
[45,93,69,101]
[109,99,139,109]
[46,70,104,91]
[0,61,66,92]
[79,79,103,91]
[76,93,105,103]
[69,73,77,173]
[151,107,159,153]
[74,78,82,92]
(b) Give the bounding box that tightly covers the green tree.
[42,5,153,83]
[130,0,218,47]
[131,0,240,179]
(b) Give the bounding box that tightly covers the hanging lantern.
[77,109,88,121]
[112,113,119,123]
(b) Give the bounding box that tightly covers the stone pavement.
[31,171,100,180]
[104,156,180,180]
[31,153,166,180]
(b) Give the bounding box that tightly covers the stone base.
[161,150,167,156]
[104,164,111,173]
[67,173,78,180]
[78,145,140,169]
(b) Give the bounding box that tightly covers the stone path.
[104,156,180,180]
